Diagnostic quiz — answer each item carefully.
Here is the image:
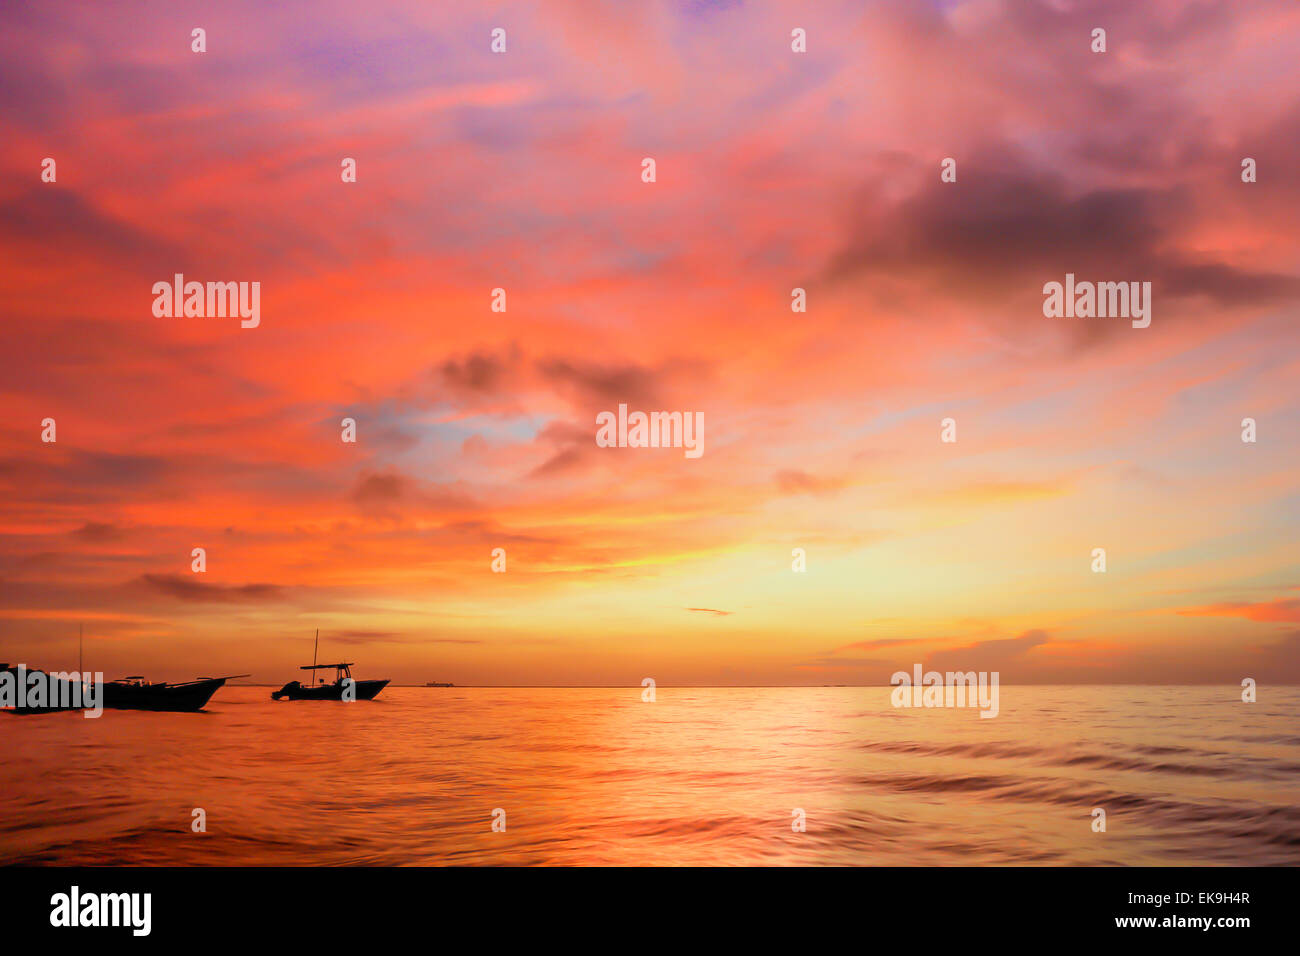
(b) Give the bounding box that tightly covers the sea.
[2,685,1297,865]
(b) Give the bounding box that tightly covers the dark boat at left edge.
[0,664,85,714]
[1,664,249,714]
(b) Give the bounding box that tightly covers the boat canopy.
[300,662,356,670]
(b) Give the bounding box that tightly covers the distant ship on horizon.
[424,680,455,687]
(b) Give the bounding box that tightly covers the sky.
[0,0,1297,685]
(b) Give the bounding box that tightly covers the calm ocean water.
[2,685,1297,866]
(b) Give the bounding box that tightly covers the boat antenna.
[313,628,319,684]
[79,622,83,678]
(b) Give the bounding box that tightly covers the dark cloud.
[0,187,181,268]
[439,348,520,394]
[136,574,285,603]
[0,450,174,505]
[352,472,407,503]
[347,470,480,521]
[536,358,661,407]
[437,520,557,546]
[924,629,1051,674]
[71,522,125,542]
[824,145,1300,349]
[527,419,599,479]
[528,445,590,479]
[334,630,483,645]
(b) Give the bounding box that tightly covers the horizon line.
[226,681,1297,688]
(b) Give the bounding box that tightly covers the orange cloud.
[1179,598,1300,624]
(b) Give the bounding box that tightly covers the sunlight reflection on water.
[2,685,1297,865]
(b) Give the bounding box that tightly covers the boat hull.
[2,668,227,714]
[271,679,388,701]
[103,678,228,712]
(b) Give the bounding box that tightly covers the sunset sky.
[1,0,1297,685]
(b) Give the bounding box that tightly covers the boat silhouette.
[271,630,388,701]
[272,663,389,701]
[2,664,247,713]
[103,674,248,712]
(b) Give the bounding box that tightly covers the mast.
[312,629,319,685]
[79,623,83,679]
